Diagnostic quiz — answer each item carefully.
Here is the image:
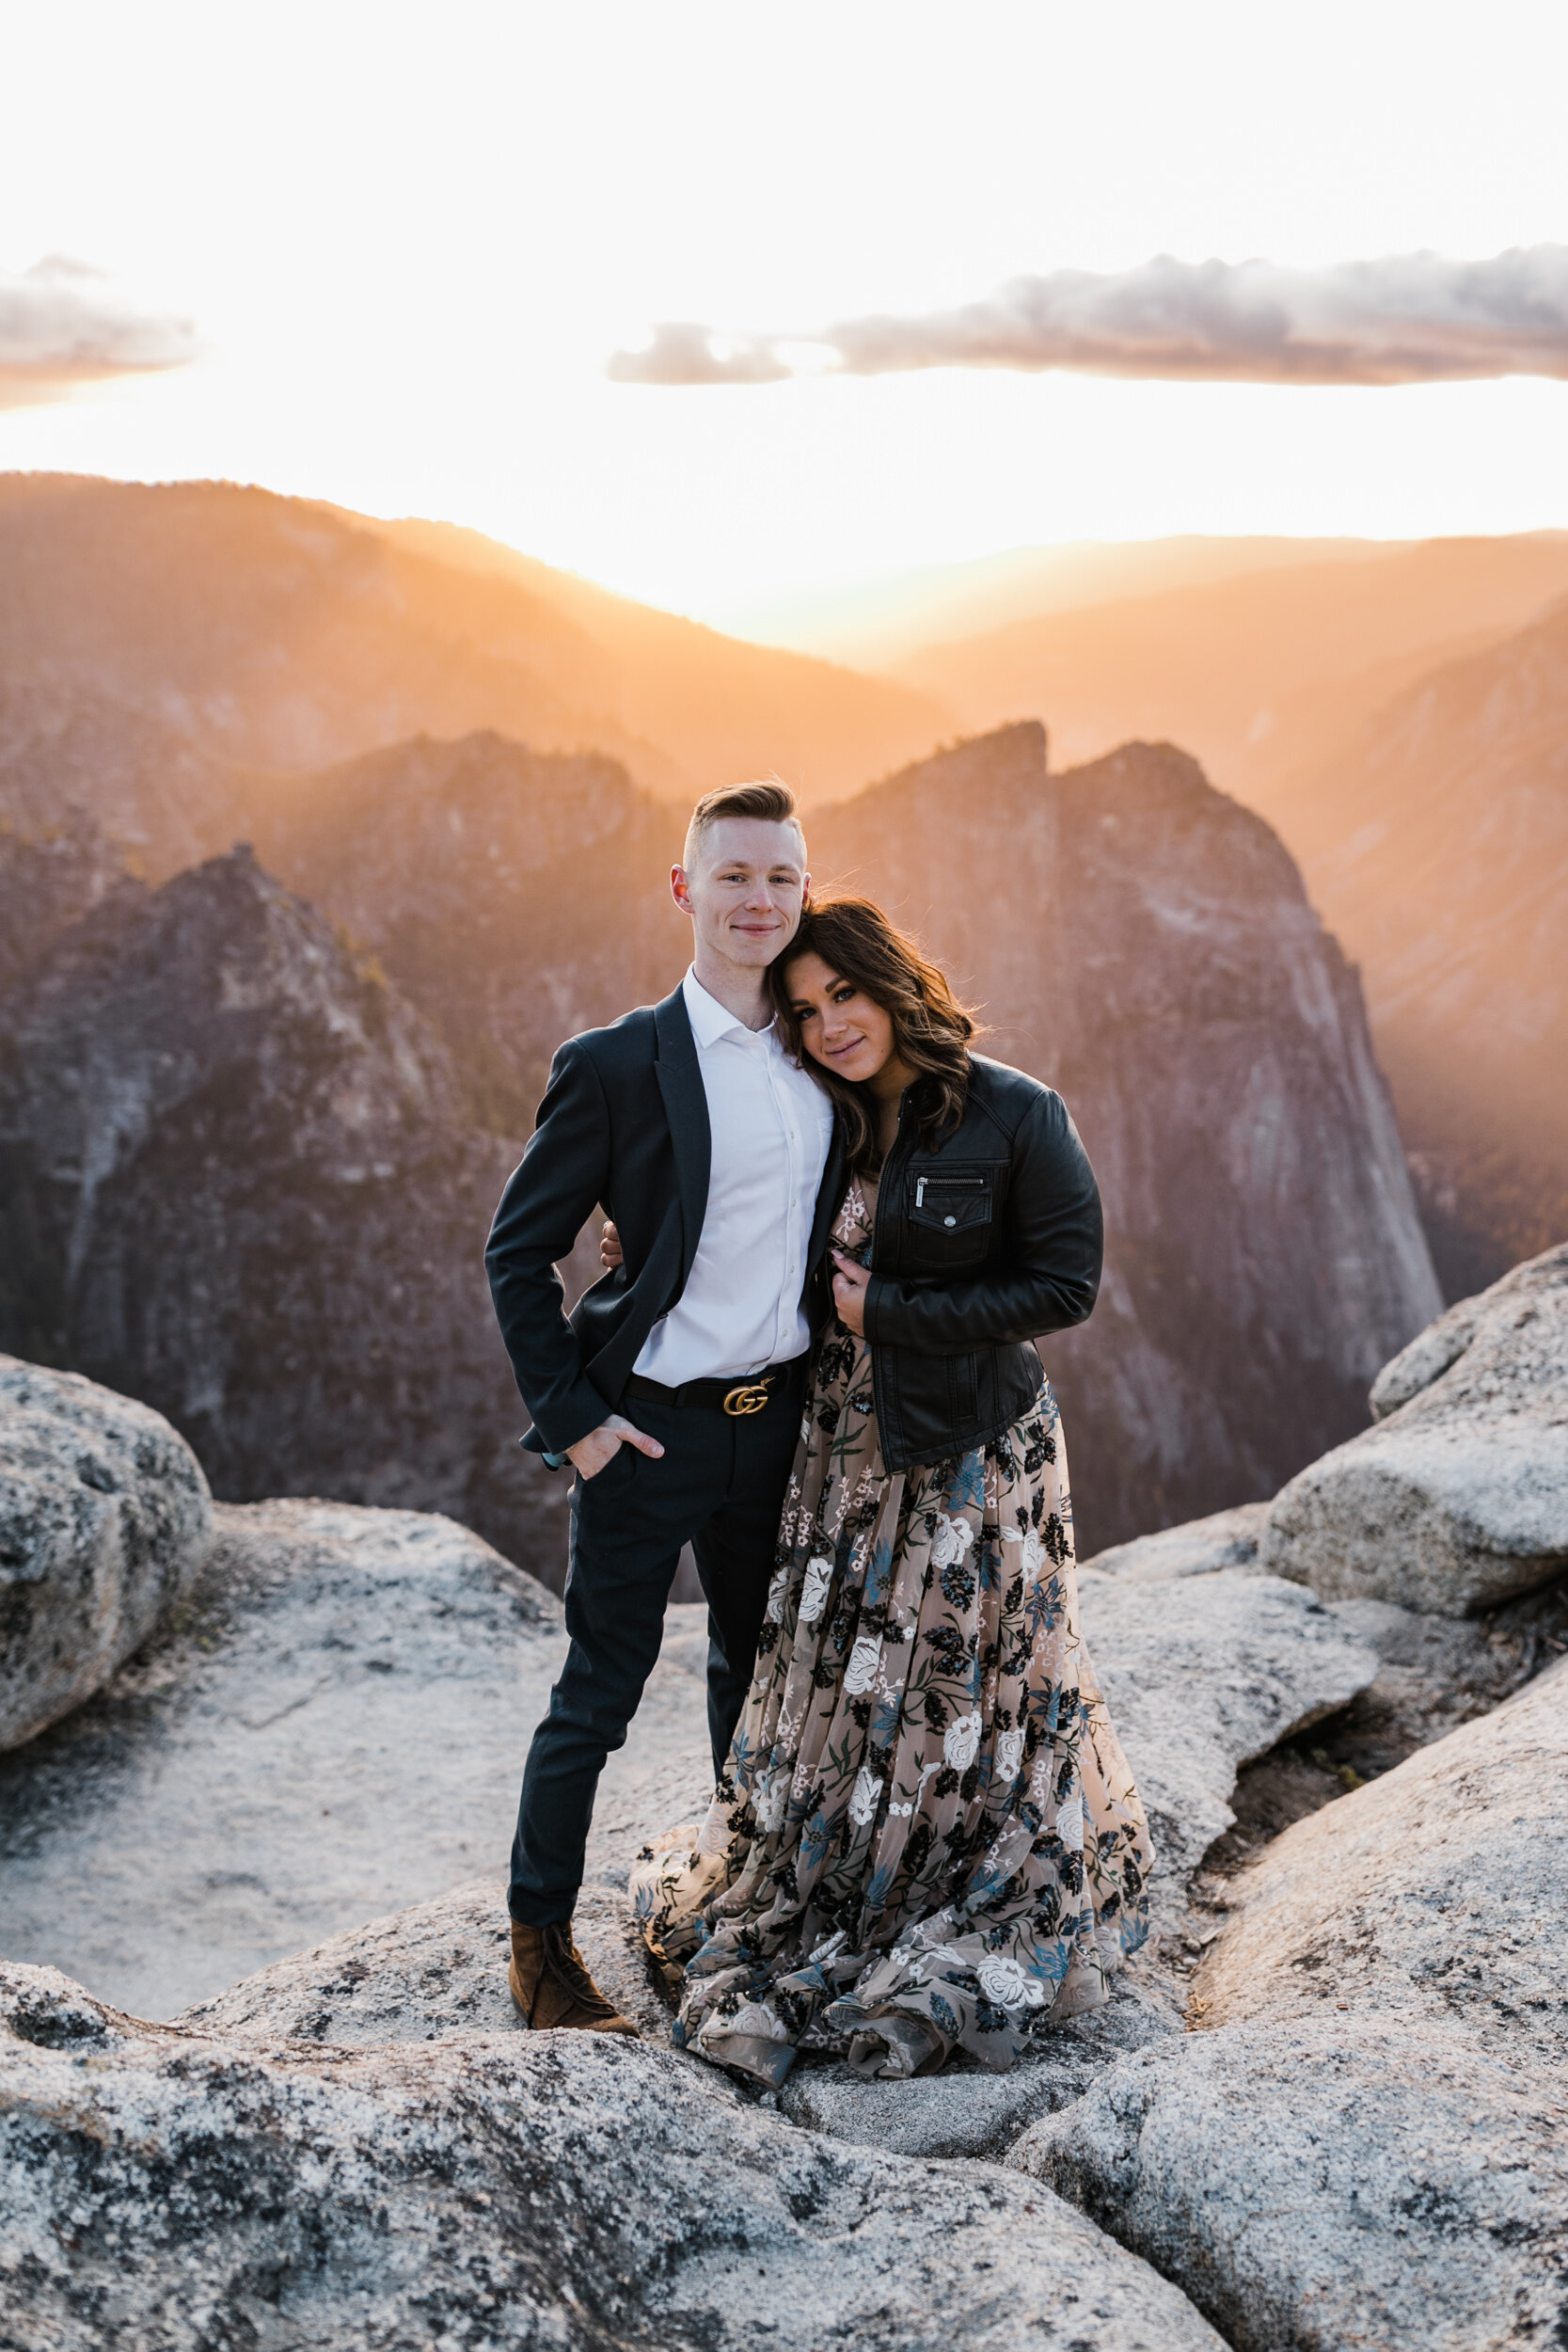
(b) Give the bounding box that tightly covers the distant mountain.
[1255,599,1568,1298]
[251,731,686,1137]
[811,725,1441,1547]
[0,842,567,1582]
[885,537,1568,812]
[721,534,1392,665]
[0,475,949,866]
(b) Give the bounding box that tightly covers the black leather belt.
[623,1359,800,1416]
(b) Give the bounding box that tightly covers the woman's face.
[784,951,896,1084]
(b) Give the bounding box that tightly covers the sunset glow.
[3,0,1566,626]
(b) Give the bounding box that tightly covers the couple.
[485,779,1150,2086]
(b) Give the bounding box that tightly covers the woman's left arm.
[863,1092,1103,1354]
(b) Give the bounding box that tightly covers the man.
[486,780,845,2034]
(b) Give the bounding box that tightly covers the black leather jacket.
[862,1056,1102,1471]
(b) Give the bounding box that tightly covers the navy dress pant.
[508,1356,808,1927]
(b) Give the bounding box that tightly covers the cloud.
[607,321,789,385]
[0,256,197,409]
[609,247,1568,388]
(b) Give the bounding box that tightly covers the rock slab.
[0,1357,212,1751]
[1263,1240,1568,1613]
[0,1962,1226,2352]
[1079,1566,1379,1918]
[1014,2013,1568,2352]
[0,1499,711,2020]
[1079,1502,1270,1583]
[1010,1658,1568,2351]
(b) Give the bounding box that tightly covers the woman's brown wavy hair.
[769,895,979,1172]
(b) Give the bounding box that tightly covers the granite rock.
[1262,1241,1568,1613]
[181,1877,680,2053]
[1079,1502,1270,1583]
[1078,1566,1379,1920]
[0,1961,1225,2352]
[1011,1658,1568,2350]
[0,1499,710,2019]
[1012,2014,1568,2352]
[0,1357,212,1751]
[1193,1652,1568,2056]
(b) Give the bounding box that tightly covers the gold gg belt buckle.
[722,1376,773,1417]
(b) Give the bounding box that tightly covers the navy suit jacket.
[486,984,847,1457]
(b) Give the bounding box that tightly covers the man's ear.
[671,865,693,914]
[800,872,812,908]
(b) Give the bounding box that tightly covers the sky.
[3,0,1567,630]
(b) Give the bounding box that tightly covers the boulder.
[1262,1241,1568,1613]
[1078,1567,1379,1919]
[0,1357,212,1751]
[1010,1659,1568,2351]
[1079,1502,1270,1582]
[1012,2014,1568,2352]
[1192,1652,1568,2056]
[0,1499,709,2019]
[0,1962,1226,2351]
[181,1877,678,2052]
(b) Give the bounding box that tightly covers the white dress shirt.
[633,966,835,1385]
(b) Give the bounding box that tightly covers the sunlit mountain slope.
[887,535,1568,808]
[0,476,948,860]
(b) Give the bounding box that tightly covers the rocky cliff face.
[1263,596,1568,1297]
[252,730,685,1137]
[812,725,1442,1546]
[0,847,561,1577]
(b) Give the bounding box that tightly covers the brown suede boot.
[509,1919,639,2035]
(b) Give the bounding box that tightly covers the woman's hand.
[599,1219,624,1269]
[831,1247,871,1336]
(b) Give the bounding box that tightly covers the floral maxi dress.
[629,1176,1153,2088]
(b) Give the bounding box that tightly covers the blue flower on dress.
[863,1861,895,1914]
[948,1449,987,1514]
[801,1810,833,1867]
[870,1697,902,1746]
[863,1530,895,1611]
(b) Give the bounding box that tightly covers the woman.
[626,897,1152,2086]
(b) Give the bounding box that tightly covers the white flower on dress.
[995,1727,1025,1783]
[1055,1788,1085,1851]
[752,1773,786,1834]
[977,1954,1046,2010]
[724,1998,787,2042]
[765,1565,790,1626]
[843,1635,881,1696]
[929,1512,974,1570]
[1022,1527,1045,1578]
[848,1763,880,1827]
[798,1556,833,1622]
[943,1710,982,1772]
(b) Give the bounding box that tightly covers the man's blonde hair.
[683,779,804,869]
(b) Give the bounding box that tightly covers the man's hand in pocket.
[567,1413,663,1479]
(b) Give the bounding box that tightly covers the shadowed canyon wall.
[809,725,1441,1541]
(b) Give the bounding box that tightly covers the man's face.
[672,817,810,971]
